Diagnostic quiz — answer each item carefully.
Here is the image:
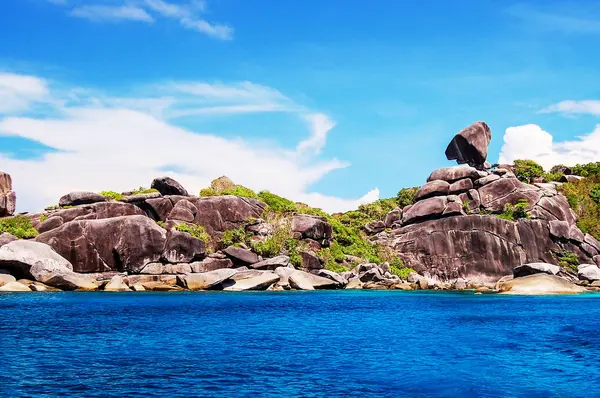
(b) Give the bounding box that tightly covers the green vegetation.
[221,185,259,199]
[396,187,418,208]
[556,250,579,270]
[130,187,159,195]
[318,241,348,273]
[100,191,125,201]
[572,162,600,177]
[513,159,545,183]
[497,200,530,221]
[39,214,49,223]
[0,215,38,239]
[174,223,212,245]
[199,188,219,197]
[249,217,304,266]
[156,221,166,228]
[559,174,600,239]
[389,259,416,280]
[220,227,248,248]
[257,191,297,213]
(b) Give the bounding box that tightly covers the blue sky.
[1,0,600,212]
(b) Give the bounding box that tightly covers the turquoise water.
[1,290,599,397]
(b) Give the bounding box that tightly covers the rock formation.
[0,171,16,217]
[445,122,492,169]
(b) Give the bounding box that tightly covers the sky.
[1,0,600,213]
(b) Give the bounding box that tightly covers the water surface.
[1,290,599,397]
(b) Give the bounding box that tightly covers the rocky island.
[1,122,600,295]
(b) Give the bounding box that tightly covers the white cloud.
[0,73,49,114]
[50,0,233,39]
[71,5,155,23]
[540,100,600,116]
[498,123,600,170]
[0,73,378,214]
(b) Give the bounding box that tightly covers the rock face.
[445,121,492,168]
[0,233,18,247]
[0,171,16,217]
[35,215,202,273]
[151,176,189,196]
[497,274,585,295]
[292,215,332,241]
[59,192,106,207]
[513,263,560,278]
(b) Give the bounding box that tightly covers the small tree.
[513,159,545,183]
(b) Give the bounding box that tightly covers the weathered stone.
[274,266,295,288]
[223,246,259,265]
[289,270,315,290]
[453,278,467,290]
[162,228,205,264]
[548,220,570,240]
[474,174,500,187]
[0,233,17,247]
[458,189,481,212]
[580,243,598,257]
[190,257,234,273]
[121,192,162,203]
[43,202,145,227]
[569,226,585,243]
[188,196,266,238]
[37,216,64,234]
[292,214,332,240]
[442,201,464,216]
[250,255,290,270]
[448,179,473,195]
[126,274,177,286]
[318,269,348,286]
[513,263,560,278]
[36,215,166,273]
[359,268,385,283]
[151,176,189,196]
[210,176,236,192]
[585,234,600,252]
[364,220,386,235]
[163,263,193,274]
[531,195,576,225]
[141,282,182,292]
[222,271,280,291]
[402,196,447,225]
[478,178,542,213]
[41,271,98,291]
[445,122,492,167]
[345,278,363,289]
[131,284,146,291]
[427,166,481,183]
[497,274,585,295]
[0,240,73,279]
[299,251,322,272]
[140,263,164,275]
[167,207,195,222]
[384,208,401,228]
[143,198,174,222]
[180,269,237,290]
[415,180,450,201]
[104,275,130,292]
[559,175,584,183]
[578,264,600,281]
[0,281,31,292]
[0,273,16,286]
[59,192,106,207]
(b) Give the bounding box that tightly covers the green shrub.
[572,162,600,177]
[318,242,348,273]
[389,259,416,280]
[258,191,297,213]
[396,187,418,208]
[559,175,600,239]
[44,205,59,211]
[590,184,600,206]
[39,214,49,222]
[100,191,124,201]
[221,185,259,199]
[156,221,166,228]
[130,187,159,195]
[513,159,545,183]
[199,188,219,197]
[250,219,293,258]
[174,223,211,245]
[497,200,530,221]
[221,227,247,247]
[0,216,38,239]
[543,171,564,183]
[296,205,328,217]
[556,250,579,270]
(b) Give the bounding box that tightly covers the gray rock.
[140,263,164,275]
[559,175,584,183]
[513,263,560,278]
[222,271,280,291]
[549,220,570,240]
[250,255,290,270]
[223,246,259,265]
[402,196,447,225]
[427,166,481,183]
[445,121,492,167]
[151,176,189,196]
[190,257,234,273]
[384,208,401,228]
[0,233,17,247]
[317,269,348,286]
[364,220,386,234]
[59,192,106,207]
[415,180,450,201]
[121,192,162,203]
[497,274,585,295]
[289,270,315,290]
[104,275,130,292]
[0,240,73,277]
[448,178,473,194]
[578,264,600,282]
[180,269,237,290]
[292,214,332,240]
[474,174,500,187]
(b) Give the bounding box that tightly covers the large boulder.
[0,171,16,217]
[445,121,492,168]
[0,233,17,247]
[402,196,448,225]
[250,255,290,270]
[222,271,280,291]
[0,240,73,278]
[578,264,600,282]
[59,192,106,207]
[513,263,560,278]
[179,269,237,290]
[191,257,234,273]
[497,274,585,295]
[162,229,205,264]
[151,176,189,196]
[292,214,332,241]
[478,178,542,213]
[414,180,450,201]
[35,215,168,273]
[104,275,131,292]
[223,246,259,265]
[427,166,482,183]
[0,281,31,292]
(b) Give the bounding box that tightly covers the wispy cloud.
[539,100,600,116]
[71,5,154,23]
[0,73,50,114]
[49,0,233,40]
[507,3,600,34]
[0,72,378,213]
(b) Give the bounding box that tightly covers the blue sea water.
[1,291,600,397]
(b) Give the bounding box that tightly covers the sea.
[1,290,599,397]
